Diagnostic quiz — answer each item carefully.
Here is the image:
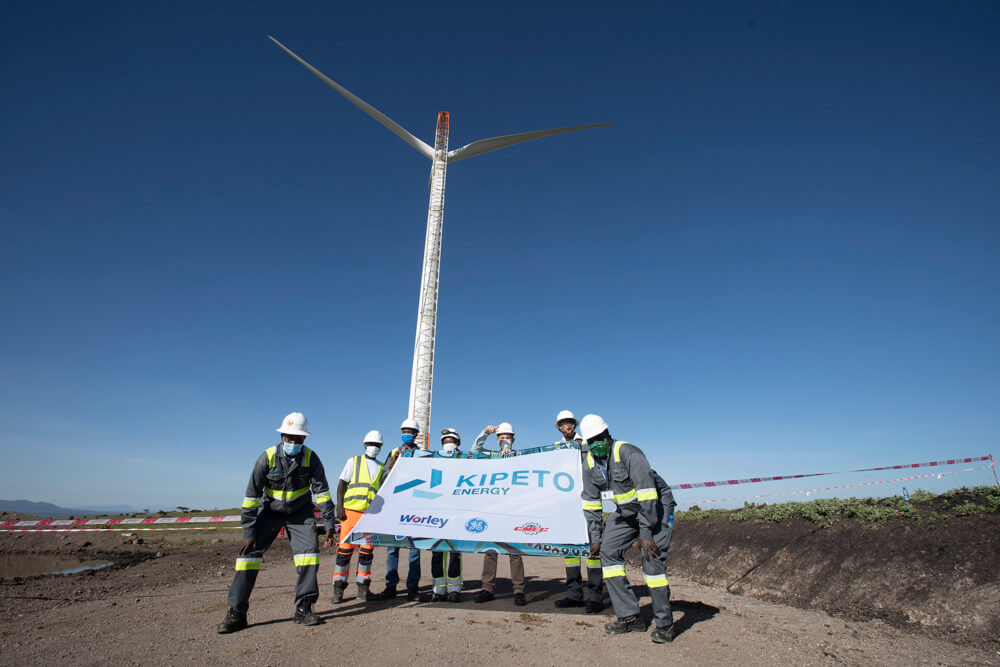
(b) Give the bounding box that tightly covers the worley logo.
[399,514,449,529]
[393,468,444,500]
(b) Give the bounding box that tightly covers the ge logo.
[465,518,488,533]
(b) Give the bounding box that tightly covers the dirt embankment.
[648,507,1000,650]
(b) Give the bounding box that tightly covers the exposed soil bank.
[648,511,1000,650]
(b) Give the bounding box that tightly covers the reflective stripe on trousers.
[334,544,374,583]
[226,506,320,613]
[600,511,673,628]
[565,555,604,602]
[431,552,462,594]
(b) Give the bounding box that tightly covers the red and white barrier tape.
[0,515,241,529]
[2,455,992,531]
[685,462,993,506]
[0,526,244,533]
[670,455,990,490]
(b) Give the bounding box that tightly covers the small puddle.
[0,554,114,579]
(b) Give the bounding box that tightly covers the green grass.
[673,505,730,521]
[675,485,1000,528]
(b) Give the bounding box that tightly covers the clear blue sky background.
[1,2,997,511]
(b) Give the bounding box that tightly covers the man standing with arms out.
[378,418,423,601]
[331,430,385,604]
[551,410,604,614]
[472,423,527,606]
[426,428,464,602]
[217,412,335,633]
[579,414,676,644]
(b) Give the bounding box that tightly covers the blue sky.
[1,2,997,510]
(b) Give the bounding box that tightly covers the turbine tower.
[270,37,609,444]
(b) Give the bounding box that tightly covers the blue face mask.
[283,442,303,456]
[401,433,416,446]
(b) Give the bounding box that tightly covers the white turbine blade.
[447,123,610,163]
[269,36,434,160]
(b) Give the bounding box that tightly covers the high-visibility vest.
[585,441,646,506]
[262,446,315,504]
[342,455,384,511]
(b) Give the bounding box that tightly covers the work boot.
[474,590,495,603]
[554,597,586,609]
[356,582,372,602]
[513,593,527,606]
[377,585,397,601]
[585,601,603,614]
[216,608,247,634]
[605,615,649,634]
[406,586,419,601]
[424,592,445,602]
[331,582,346,604]
[651,626,675,643]
[293,601,323,626]
[446,591,460,603]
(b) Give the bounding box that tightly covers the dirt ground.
[1,527,998,666]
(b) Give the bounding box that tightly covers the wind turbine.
[269,36,609,444]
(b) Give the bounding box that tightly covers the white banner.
[352,449,588,544]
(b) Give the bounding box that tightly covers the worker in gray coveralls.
[216,412,337,633]
[578,413,676,644]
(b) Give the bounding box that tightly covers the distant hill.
[0,499,131,518]
[76,504,137,514]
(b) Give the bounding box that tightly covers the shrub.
[908,489,936,502]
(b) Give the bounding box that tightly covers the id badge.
[601,490,614,501]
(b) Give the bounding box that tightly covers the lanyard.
[596,459,609,486]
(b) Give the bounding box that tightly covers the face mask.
[401,433,416,446]
[588,439,611,458]
[442,442,457,453]
[283,442,303,456]
[499,438,513,450]
[365,446,381,459]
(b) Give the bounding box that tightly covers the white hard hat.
[440,428,461,445]
[400,418,421,431]
[496,422,514,436]
[579,414,609,441]
[554,410,577,427]
[277,412,311,436]
[363,430,383,445]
